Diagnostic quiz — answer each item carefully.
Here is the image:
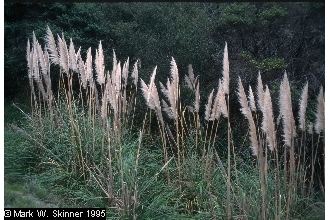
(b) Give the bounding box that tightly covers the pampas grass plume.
[248,85,256,112]
[315,86,324,134]
[237,77,258,155]
[257,71,264,111]
[279,71,296,147]
[298,82,308,131]
[131,60,139,87]
[210,79,228,120]
[205,89,214,121]
[85,47,93,83]
[194,80,200,113]
[262,85,276,151]
[222,42,229,95]
[69,38,77,72]
[45,26,59,65]
[95,41,105,85]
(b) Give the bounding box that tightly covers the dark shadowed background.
[4,2,324,115]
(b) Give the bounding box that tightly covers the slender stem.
[258,135,266,220]
[203,121,210,158]
[309,134,321,196]
[176,88,181,187]
[301,131,307,194]
[207,120,216,153]
[106,122,114,205]
[129,87,138,132]
[211,118,222,149]
[176,115,181,185]
[275,148,280,220]
[286,131,295,220]
[226,94,231,220]
[156,113,170,183]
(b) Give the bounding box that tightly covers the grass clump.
[4,26,325,219]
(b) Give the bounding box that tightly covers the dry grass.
[24,27,324,219]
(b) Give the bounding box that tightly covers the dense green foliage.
[5,2,324,100]
[4,102,325,218]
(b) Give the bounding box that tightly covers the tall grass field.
[4,27,324,219]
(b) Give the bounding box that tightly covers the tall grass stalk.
[23,28,324,218]
[222,42,232,220]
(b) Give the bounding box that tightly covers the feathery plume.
[114,62,122,92]
[262,85,276,151]
[112,49,117,73]
[159,80,174,119]
[36,41,47,76]
[57,33,69,74]
[131,60,139,87]
[159,81,168,99]
[122,57,129,87]
[161,79,177,119]
[110,50,117,92]
[315,86,324,134]
[26,39,36,96]
[76,47,81,61]
[43,45,50,74]
[257,71,264,111]
[248,85,256,112]
[32,31,37,47]
[31,43,47,100]
[121,57,129,114]
[45,25,59,65]
[147,66,157,104]
[222,42,229,95]
[184,64,200,113]
[32,46,40,81]
[101,92,108,120]
[140,66,164,125]
[140,80,150,107]
[95,41,105,85]
[76,49,87,88]
[26,39,32,78]
[106,73,117,112]
[162,99,174,119]
[43,46,53,101]
[237,77,259,155]
[194,80,200,113]
[298,82,309,131]
[184,75,192,90]
[279,72,296,147]
[184,64,195,91]
[210,79,228,120]
[188,64,194,83]
[170,57,179,93]
[101,74,111,120]
[205,89,214,121]
[26,38,31,63]
[160,58,179,120]
[69,38,77,72]
[85,47,93,83]
[62,33,69,73]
